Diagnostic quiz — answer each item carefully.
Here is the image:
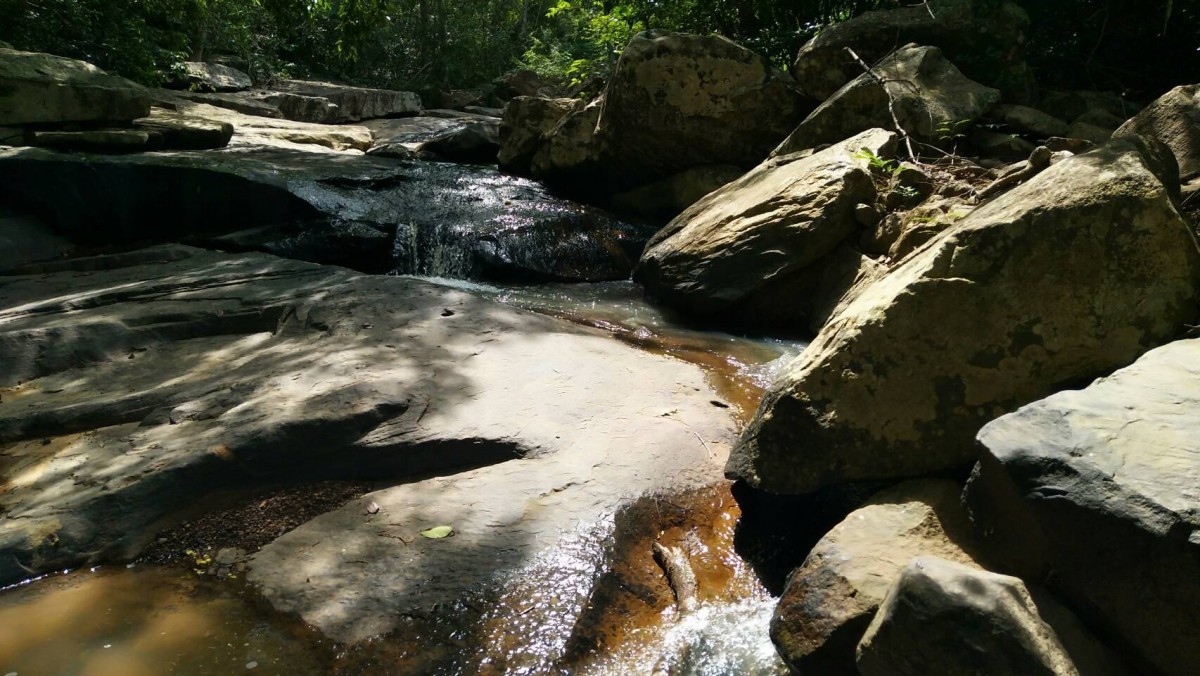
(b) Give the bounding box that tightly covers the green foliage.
[855,148,900,176]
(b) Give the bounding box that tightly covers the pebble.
[246,662,258,669]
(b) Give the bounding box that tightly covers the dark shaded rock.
[728,136,1200,494]
[0,48,151,125]
[133,109,234,149]
[0,210,72,270]
[252,80,421,123]
[497,96,580,174]
[27,130,153,152]
[169,89,283,118]
[1040,90,1141,125]
[964,337,1200,676]
[609,164,743,221]
[417,120,500,163]
[792,0,1034,102]
[987,104,1070,139]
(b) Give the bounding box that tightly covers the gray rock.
[727,136,1200,494]
[416,120,500,163]
[792,0,1035,102]
[530,95,604,185]
[0,210,72,270]
[1114,84,1200,180]
[987,104,1070,139]
[497,96,580,174]
[133,108,234,150]
[635,129,894,320]
[167,62,252,93]
[1066,121,1114,145]
[971,129,1039,160]
[965,338,1200,676]
[771,480,983,674]
[776,45,999,155]
[857,558,1127,676]
[0,48,151,125]
[168,89,283,118]
[251,80,421,123]
[1073,108,1126,131]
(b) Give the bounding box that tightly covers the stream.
[0,160,806,676]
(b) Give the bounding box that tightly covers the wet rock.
[792,0,1034,102]
[771,480,982,674]
[0,48,151,125]
[728,136,1200,494]
[609,164,744,221]
[636,129,894,321]
[857,558,1128,676]
[595,30,812,189]
[497,96,580,174]
[26,129,153,152]
[166,62,252,93]
[364,115,462,145]
[251,80,421,123]
[987,104,1070,139]
[0,246,736,598]
[364,143,417,161]
[133,109,234,150]
[1114,84,1200,180]
[776,45,999,156]
[416,120,500,163]
[964,338,1200,676]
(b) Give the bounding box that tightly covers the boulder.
[0,48,151,125]
[1073,108,1126,131]
[167,61,252,92]
[885,196,975,261]
[364,115,464,145]
[857,558,1128,676]
[169,89,283,118]
[595,30,812,189]
[494,69,555,99]
[416,120,500,163]
[1114,84,1200,180]
[133,109,234,150]
[1040,90,1140,126]
[530,95,604,185]
[497,96,580,174]
[27,130,153,152]
[771,480,982,674]
[727,136,1200,494]
[987,104,1070,139]
[1066,122,1114,145]
[252,80,421,123]
[437,88,482,110]
[964,338,1200,676]
[776,45,999,156]
[609,164,744,221]
[150,91,371,151]
[792,0,1034,102]
[971,129,1039,160]
[635,129,895,320]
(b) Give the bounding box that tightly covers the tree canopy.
[0,0,1194,99]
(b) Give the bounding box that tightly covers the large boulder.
[530,95,604,185]
[636,128,895,319]
[166,61,252,92]
[771,480,982,674]
[595,30,812,189]
[728,136,1200,494]
[1114,84,1200,181]
[252,80,421,123]
[415,120,500,163]
[792,0,1034,102]
[133,108,234,150]
[857,558,1128,676]
[497,96,580,174]
[0,48,151,125]
[964,338,1200,676]
[775,44,999,156]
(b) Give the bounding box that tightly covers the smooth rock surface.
[252,80,421,123]
[729,136,1200,494]
[636,129,894,319]
[497,96,580,174]
[168,89,283,118]
[792,0,1034,102]
[133,108,234,150]
[857,558,1097,676]
[776,45,999,156]
[770,480,982,674]
[1114,84,1200,180]
[965,338,1200,676]
[0,48,151,125]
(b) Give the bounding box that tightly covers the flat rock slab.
[0,246,735,645]
[966,338,1200,676]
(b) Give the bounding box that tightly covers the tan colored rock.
[497,96,580,174]
[0,48,151,125]
[530,95,603,183]
[166,62,252,93]
[776,45,999,156]
[771,480,982,674]
[1114,84,1200,180]
[728,136,1200,494]
[888,196,975,261]
[134,108,234,150]
[251,79,421,123]
[635,128,895,318]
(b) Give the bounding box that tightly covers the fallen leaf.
[420,525,454,539]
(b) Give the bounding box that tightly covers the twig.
[691,430,713,458]
[845,47,919,163]
[919,1,936,20]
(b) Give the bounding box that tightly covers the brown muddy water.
[0,279,805,675]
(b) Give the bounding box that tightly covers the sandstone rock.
[635,128,895,319]
[169,89,283,118]
[252,80,421,123]
[1114,84,1200,180]
[530,95,603,185]
[964,338,1200,676]
[1073,108,1126,131]
[776,45,999,155]
[792,0,1034,102]
[0,48,151,125]
[497,96,580,174]
[887,196,974,261]
[150,91,371,151]
[133,108,234,150]
[416,120,500,163]
[167,61,252,93]
[771,480,982,674]
[971,129,1039,160]
[857,558,1124,676]
[494,69,555,99]
[595,30,812,188]
[364,115,464,145]
[609,164,744,221]
[1066,122,1114,145]
[987,104,1070,139]
[27,130,153,152]
[728,136,1200,494]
